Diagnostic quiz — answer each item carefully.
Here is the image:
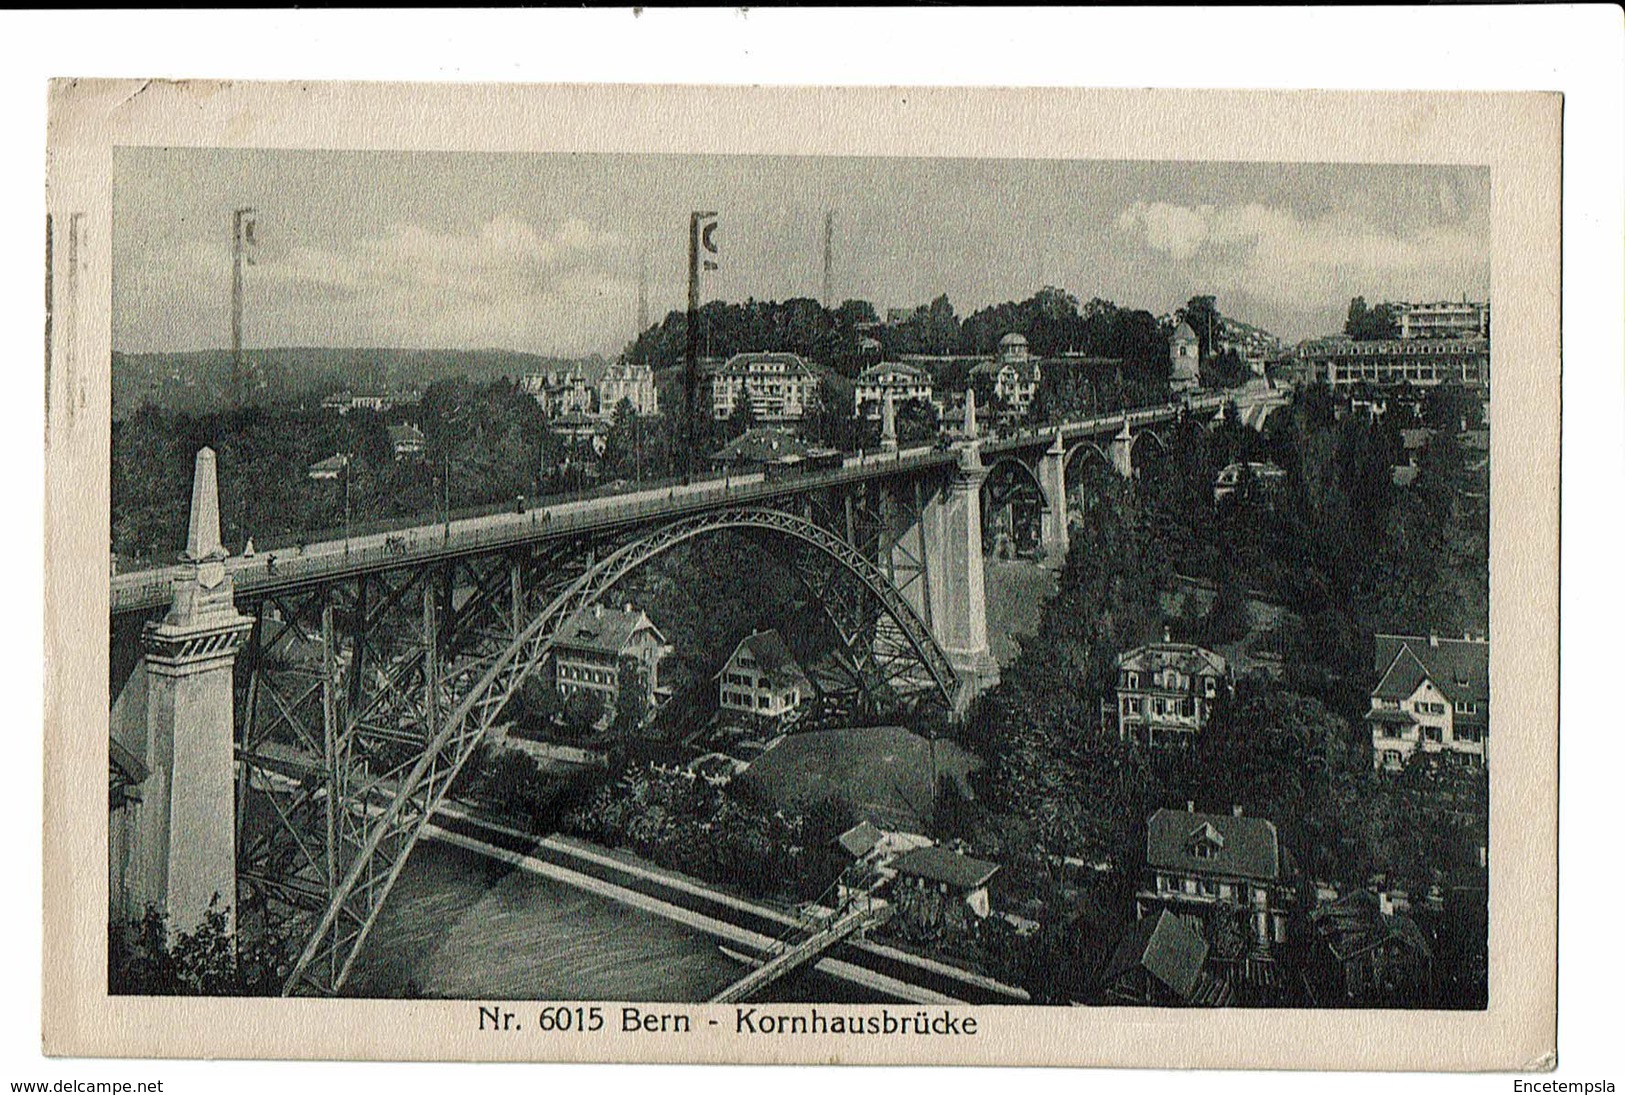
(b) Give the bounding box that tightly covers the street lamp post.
[343,455,353,557]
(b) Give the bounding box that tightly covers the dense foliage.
[109,900,289,996]
[567,766,853,903]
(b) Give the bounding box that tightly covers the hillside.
[111,347,608,419]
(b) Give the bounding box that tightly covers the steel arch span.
[275,505,959,996]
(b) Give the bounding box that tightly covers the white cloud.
[115,215,636,354]
[1115,200,1489,314]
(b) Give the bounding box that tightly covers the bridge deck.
[110,392,1273,617]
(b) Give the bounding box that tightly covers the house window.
[1192,842,1217,860]
[1204,678,1217,697]
[1454,700,1477,714]
[1423,726,1443,743]
[1153,698,1165,717]
[1126,672,1139,690]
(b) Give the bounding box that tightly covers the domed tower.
[1170,321,1200,393]
[998,331,1030,365]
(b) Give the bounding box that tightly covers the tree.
[561,689,606,739]
[109,899,286,996]
[1177,295,1221,362]
[1345,297,1401,341]
[612,656,651,742]
[1421,385,1485,432]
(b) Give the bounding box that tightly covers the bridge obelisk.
[134,448,253,935]
[1038,426,1070,562]
[922,390,999,708]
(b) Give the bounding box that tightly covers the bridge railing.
[109,447,957,614]
[110,394,1253,614]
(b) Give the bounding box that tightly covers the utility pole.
[636,247,649,339]
[231,208,256,406]
[822,210,834,309]
[686,211,717,483]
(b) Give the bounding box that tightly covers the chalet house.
[717,629,813,724]
[709,428,832,474]
[1101,910,1233,1007]
[597,359,659,419]
[1113,634,1231,746]
[1367,633,1489,771]
[853,362,937,420]
[1213,461,1287,504]
[307,453,351,481]
[710,352,821,422]
[521,366,597,419]
[970,333,1043,417]
[1304,890,1434,1007]
[388,422,425,460]
[553,603,670,714]
[890,845,999,932]
[1137,805,1300,981]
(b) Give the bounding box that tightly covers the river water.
[344,839,871,1002]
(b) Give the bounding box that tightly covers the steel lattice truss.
[233,501,959,996]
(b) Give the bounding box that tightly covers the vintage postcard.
[43,81,1559,1067]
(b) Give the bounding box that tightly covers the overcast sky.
[112,149,1490,355]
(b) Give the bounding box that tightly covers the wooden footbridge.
[709,900,892,1004]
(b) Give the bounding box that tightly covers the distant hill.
[111,347,608,420]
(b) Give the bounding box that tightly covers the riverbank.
[346,805,1028,1005]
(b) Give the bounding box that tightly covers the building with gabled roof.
[717,628,813,725]
[553,602,670,713]
[387,422,425,460]
[971,333,1043,417]
[853,362,936,421]
[710,352,821,421]
[1367,632,1489,770]
[1304,889,1435,1007]
[1102,910,1233,1007]
[307,453,351,481]
[891,845,1000,929]
[1136,804,1300,980]
[709,427,822,471]
[1112,632,1232,746]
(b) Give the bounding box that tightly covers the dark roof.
[892,845,1000,890]
[1371,634,1488,708]
[717,352,815,377]
[857,362,930,383]
[838,820,883,858]
[1172,321,1198,342]
[728,629,813,691]
[1146,808,1282,882]
[308,454,350,473]
[1366,707,1418,726]
[1103,910,1208,1001]
[971,358,1039,384]
[556,604,664,657]
[710,428,813,466]
[1118,640,1228,679]
[1309,890,1433,964]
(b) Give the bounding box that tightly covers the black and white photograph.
[33,62,1579,1073]
[103,149,1494,1010]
